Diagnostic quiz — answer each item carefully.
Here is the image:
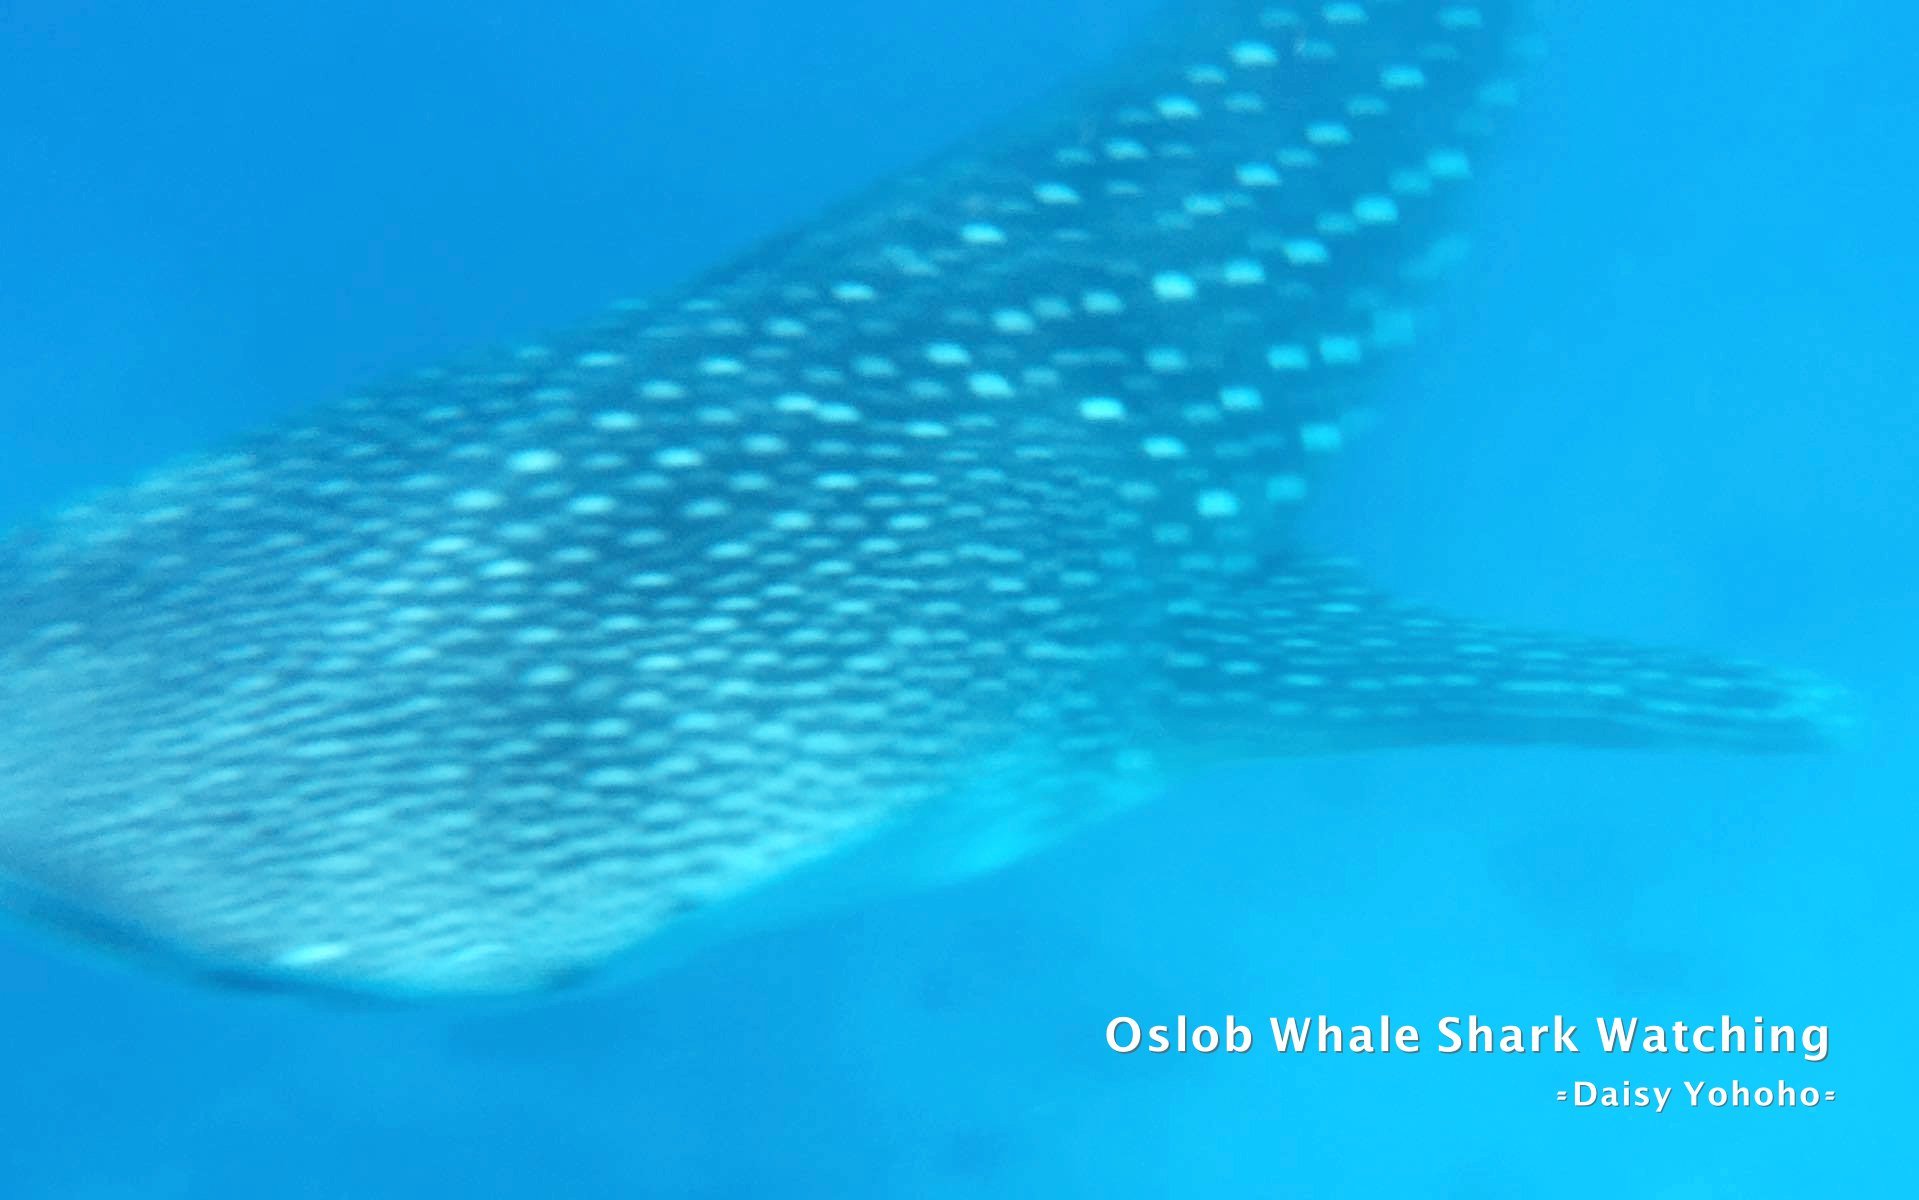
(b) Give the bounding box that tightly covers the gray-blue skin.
[0,0,1847,999]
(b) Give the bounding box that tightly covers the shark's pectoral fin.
[1142,558,1851,759]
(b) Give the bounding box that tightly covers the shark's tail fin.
[1143,558,1853,758]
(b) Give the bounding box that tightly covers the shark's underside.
[0,0,1845,997]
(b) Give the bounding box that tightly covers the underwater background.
[0,0,1910,1194]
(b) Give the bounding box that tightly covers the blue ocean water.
[0,0,1911,1194]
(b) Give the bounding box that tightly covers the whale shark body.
[0,0,1844,997]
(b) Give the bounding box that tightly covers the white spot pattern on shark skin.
[0,0,1850,999]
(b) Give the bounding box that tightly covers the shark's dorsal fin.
[543,0,1532,541]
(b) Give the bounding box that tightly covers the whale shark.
[0,0,1846,997]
